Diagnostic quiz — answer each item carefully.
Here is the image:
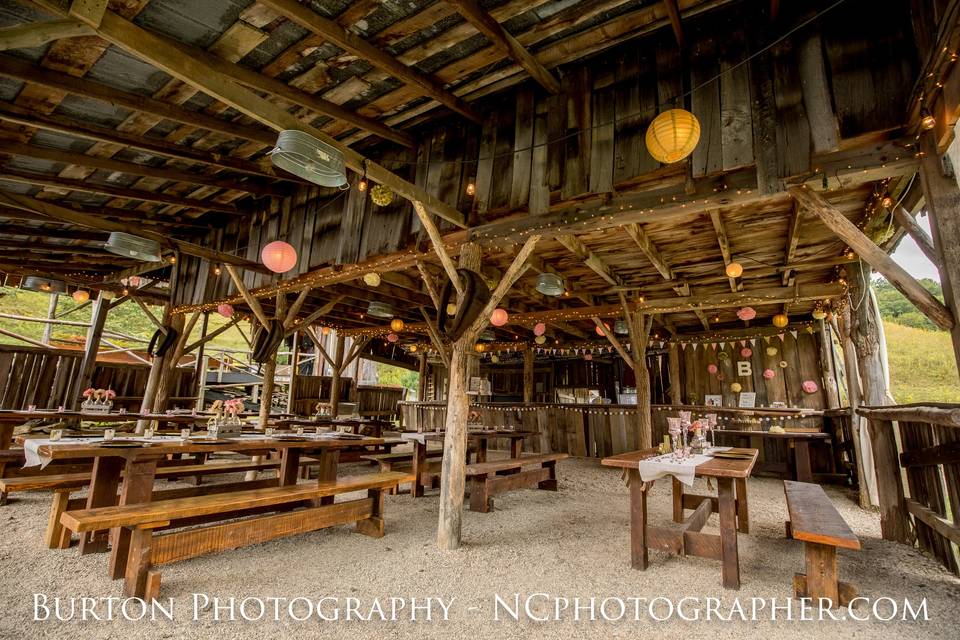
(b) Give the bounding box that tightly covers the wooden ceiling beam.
[0,201,208,230]
[0,191,269,274]
[892,205,940,267]
[789,185,954,331]
[0,168,242,215]
[781,201,801,285]
[257,0,480,123]
[555,234,623,286]
[708,209,740,292]
[44,4,467,229]
[0,53,275,147]
[0,102,294,182]
[446,0,560,94]
[0,19,94,50]
[2,141,286,198]
[663,0,685,49]
[625,223,674,280]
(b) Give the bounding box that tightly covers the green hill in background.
[874,278,944,330]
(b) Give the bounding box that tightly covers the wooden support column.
[417,353,428,402]
[834,313,874,509]
[258,351,277,429]
[918,131,960,376]
[668,343,683,405]
[41,293,58,345]
[329,334,346,417]
[523,348,535,403]
[68,294,109,409]
[847,261,908,541]
[818,321,841,409]
[151,311,189,414]
[286,331,300,414]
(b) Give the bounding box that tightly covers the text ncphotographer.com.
[31,593,930,624]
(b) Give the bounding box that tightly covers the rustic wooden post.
[152,311,190,414]
[41,293,58,345]
[918,131,960,376]
[523,348,535,403]
[286,331,300,413]
[69,293,110,409]
[847,261,909,541]
[834,312,874,509]
[668,343,682,405]
[818,320,841,409]
[329,333,346,416]
[417,353,428,401]
[620,301,653,449]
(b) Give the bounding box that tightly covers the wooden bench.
[61,472,410,598]
[784,480,861,606]
[361,450,445,494]
[466,453,568,513]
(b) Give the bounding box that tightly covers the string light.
[466,181,476,196]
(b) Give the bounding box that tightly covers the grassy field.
[884,320,960,403]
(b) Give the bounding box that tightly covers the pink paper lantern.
[260,241,298,273]
[736,306,756,321]
[217,303,234,318]
[802,380,819,394]
[594,322,610,337]
[763,368,775,379]
[707,363,718,374]
[386,333,399,343]
[740,347,753,358]
[490,308,509,327]
[584,354,593,361]
[533,322,547,336]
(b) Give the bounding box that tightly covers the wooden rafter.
[892,205,940,267]
[592,316,634,369]
[788,186,954,331]
[31,5,466,229]
[0,20,94,51]
[412,201,465,295]
[624,223,674,280]
[663,0,685,48]
[419,306,450,369]
[781,201,802,285]
[288,295,346,333]
[258,0,480,123]
[708,210,740,292]
[555,234,622,286]
[446,0,560,94]
[416,262,443,311]
[0,191,269,273]
[224,264,271,328]
[340,336,372,374]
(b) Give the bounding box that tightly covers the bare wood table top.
[602,447,759,590]
[712,430,829,482]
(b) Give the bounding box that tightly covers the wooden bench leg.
[672,477,684,523]
[538,461,558,491]
[735,477,749,534]
[123,527,155,599]
[796,541,839,604]
[469,475,491,513]
[356,488,386,538]
[45,489,73,549]
[628,470,648,570]
[0,490,7,506]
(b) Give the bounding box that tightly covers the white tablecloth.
[638,447,731,487]
[22,435,183,468]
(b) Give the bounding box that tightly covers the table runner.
[22,435,184,468]
[638,447,732,486]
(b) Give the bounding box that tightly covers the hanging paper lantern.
[766,346,778,356]
[217,303,234,318]
[72,289,90,303]
[533,322,546,337]
[409,344,418,353]
[645,109,701,164]
[490,355,500,363]
[363,272,381,287]
[773,313,789,328]
[595,322,610,336]
[261,240,298,273]
[390,318,405,332]
[584,354,593,361]
[321,326,331,335]
[707,364,718,375]
[740,347,753,358]
[811,306,826,320]
[370,184,394,206]
[802,380,819,394]
[779,360,788,368]
[386,333,399,343]
[535,335,546,345]
[490,308,509,327]
[736,306,756,321]
[446,303,457,316]
[474,343,486,353]
[725,262,744,278]
[730,382,743,393]
[763,368,776,380]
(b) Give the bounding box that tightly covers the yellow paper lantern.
[390,318,405,332]
[71,289,89,303]
[474,343,486,353]
[730,382,743,393]
[409,344,418,353]
[645,109,701,164]
[362,272,381,287]
[725,262,744,278]
[773,313,789,328]
[446,303,457,316]
[535,335,546,345]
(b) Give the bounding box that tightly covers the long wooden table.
[400,430,539,497]
[712,429,830,482]
[32,434,383,579]
[601,447,758,589]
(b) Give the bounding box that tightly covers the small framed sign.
[738,392,757,408]
[704,394,723,407]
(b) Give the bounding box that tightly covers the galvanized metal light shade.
[480,329,495,341]
[535,272,564,296]
[22,276,67,294]
[103,232,162,262]
[270,130,347,188]
[614,320,628,335]
[367,300,395,318]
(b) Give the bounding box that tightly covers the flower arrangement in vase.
[688,419,707,454]
[207,398,244,437]
[81,388,116,413]
[314,402,332,419]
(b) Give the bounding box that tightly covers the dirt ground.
[1,455,957,640]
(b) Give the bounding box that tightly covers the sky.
[887,213,941,283]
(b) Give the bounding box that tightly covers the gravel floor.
[1,455,958,640]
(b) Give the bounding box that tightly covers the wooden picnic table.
[601,447,758,589]
[400,430,539,497]
[276,417,394,438]
[712,429,830,482]
[32,434,383,580]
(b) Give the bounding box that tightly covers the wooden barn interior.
[0,0,959,568]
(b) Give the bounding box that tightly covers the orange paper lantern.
[645,109,701,164]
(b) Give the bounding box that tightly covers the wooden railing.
[355,385,406,421]
[858,404,960,575]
